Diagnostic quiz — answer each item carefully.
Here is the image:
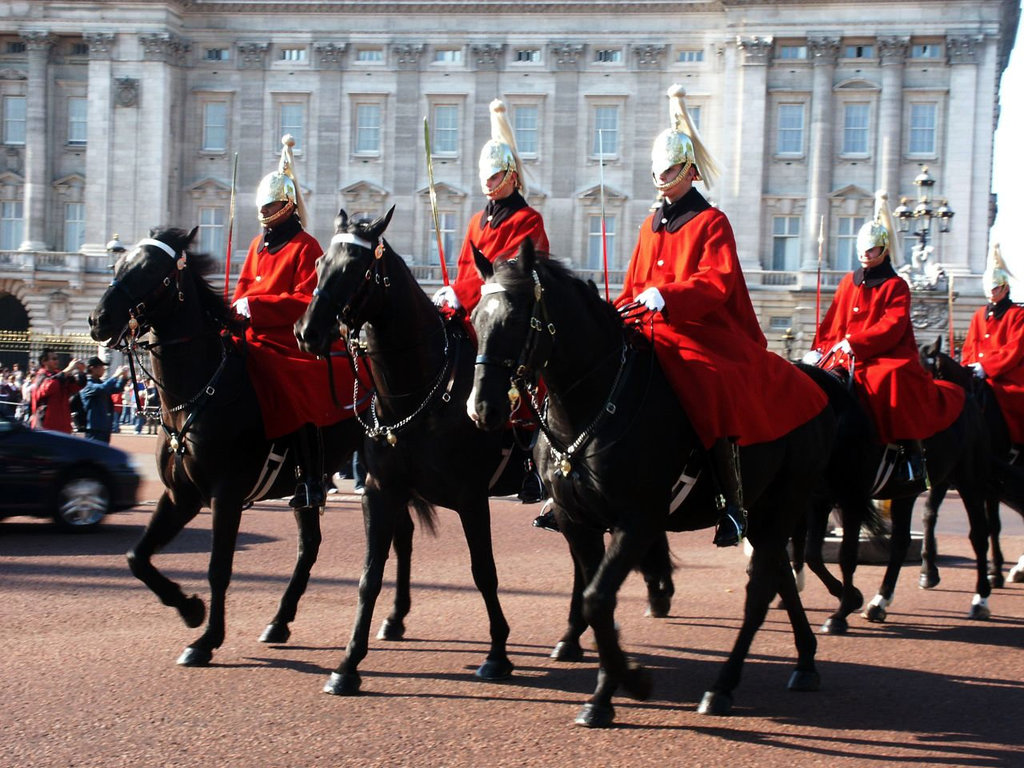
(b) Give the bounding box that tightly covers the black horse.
[469,240,838,726]
[88,227,375,666]
[294,208,675,696]
[918,336,1024,590]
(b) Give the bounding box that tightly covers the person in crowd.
[961,242,1024,447]
[79,357,129,443]
[615,84,829,546]
[232,134,354,510]
[0,372,20,418]
[806,191,965,490]
[434,98,549,316]
[29,349,84,433]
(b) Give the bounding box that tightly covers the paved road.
[2,434,1023,767]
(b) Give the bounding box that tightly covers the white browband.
[480,283,506,296]
[136,238,178,259]
[331,232,374,251]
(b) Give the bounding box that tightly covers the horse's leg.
[699,541,805,716]
[987,496,1005,588]
[455,496,513,680]
[575,529,652,729]
[802,500,846,633]
[325,484,403,696]
[126,490,207,634]
[551,524,592,663]
[640,531,675,618]
[789,517,807,594]
[177,494,244,666]
[377,506,414,641]
[260,505,323,644]
[960,489,992,619]
[919,483,947,589]
[863,496,915,623]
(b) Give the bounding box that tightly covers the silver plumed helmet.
[856,191,901,265]
[651,84,719,191]
[983,242,1013,295]
[478,99,525,196]
[256,134,309,228]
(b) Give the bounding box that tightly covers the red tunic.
[233,230,362,440]
[814,271,964,443]
[453,205,549,313]
[615,207,827,449]
[30,370,82,433]
[962,302,1024,443]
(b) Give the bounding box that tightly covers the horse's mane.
[498,253,624,330]
[150,226,232,325]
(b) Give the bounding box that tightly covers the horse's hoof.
[176,646,213,667]
[376,617,406,641]
[180,595,206,629]
[622,664,653,701]
[259,623,291,644]
[968,603,991,621]
[1008,565,1024,584]
[862,604,887,623]
[550,640,584,662]
[645,596,671,618]
[788,669,821,692]
[574,702,615,728]
[476,657,514,681]
[820,616,848,635]
[323,671,361,696]
[989,572,1005,589]
[918,571,940,589]
[697,690,733,716]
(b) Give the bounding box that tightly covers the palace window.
[198,206,225,260]
[3,96,25,145]
[771,216,801,271]
[67,97,88,145]
[513,104,539,156]
[430,104,459,155]
[587,214,616,270]
[279,102,305,150]
[202,102,228,151]
[908,102,937,155]
[0,200,23,251]
[354,103,382,155]
[842,103,870,155]
[63,203,85,252]
[837,216,866,270]
[777,103,805,155]
[428,211,457,267]
[592,105,619,157]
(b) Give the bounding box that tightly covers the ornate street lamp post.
[893,167,955,267]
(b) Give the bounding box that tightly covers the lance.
[948,272,956,357]
[598,130,610,302]
[223,152,238,300]
[815,216,824,330]
[423,117,451,286]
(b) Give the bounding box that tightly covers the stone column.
[18,30,55,251]
[549,42,584,260]
[802,36,839,270]
[80,32,116,255]
[235,42,269,251]
[731,36,772,271]
[313,42,347,237]
[877,36,908,206]
[392,43,424,251]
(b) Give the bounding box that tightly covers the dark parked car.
[0,413,141,529]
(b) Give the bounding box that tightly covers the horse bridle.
[474,268,631,476]
[107,237,187,348]
[313,231,390,335]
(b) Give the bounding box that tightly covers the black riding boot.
[901,439,928,492]
[289,423,325,510]
[709,438,747,547]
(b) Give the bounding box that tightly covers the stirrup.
[713,510,745,548]
[532,498,559,532]
[289,480,325,510]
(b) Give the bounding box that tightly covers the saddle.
[871,443,928,500]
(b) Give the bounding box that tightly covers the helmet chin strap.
[652,162,692,194]
[259,201,296,228]
[484,168,515,199]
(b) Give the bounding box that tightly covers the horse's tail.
[409,493,439,536]
[863,499,890,538]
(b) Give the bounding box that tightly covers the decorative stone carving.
[83,32,115,59]
[737,36,773,66]
[236,42,269,69]
[114,77,139,108]
[140,33,190,65]
[48,291,71,329]
[471,44,505,70]
[392,43,425,70]
[877,35,910,64]
[550,42,584,70]
[0,68,26,81]
[947,34,983,65]
[807,36,840,65]
[20,31,56,52]
[314,42,348,69]
[633,44,667,69]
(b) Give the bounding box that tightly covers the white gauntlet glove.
[432,285,460,309]
[801,350,824,366]
[232,297,250,318]
[970,362,986,379]
[830,339,852,355]
[635,287,666,313]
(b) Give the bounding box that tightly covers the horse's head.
[919,334,973,390]
[469,237,553,431]
[89,227,198,347]
[295,206,395,357]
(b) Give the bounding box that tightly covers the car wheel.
[54,472,111,529]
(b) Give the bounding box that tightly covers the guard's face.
[986,283,1009,304]
[858,245,886,270]
[484,170,516,201]
[260,201,287,219]
[654,163,694,202]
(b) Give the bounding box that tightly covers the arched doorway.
[0,292,30,371]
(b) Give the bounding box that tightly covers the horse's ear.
[934,334,944,352]
[186,226,199,247]
[335,209,349,233]
[472,243,493,280]
[367,205,395,240]
[586,279,599,295]
[517,237,536,274]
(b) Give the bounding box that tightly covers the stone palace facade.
[0,0,1018,364]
